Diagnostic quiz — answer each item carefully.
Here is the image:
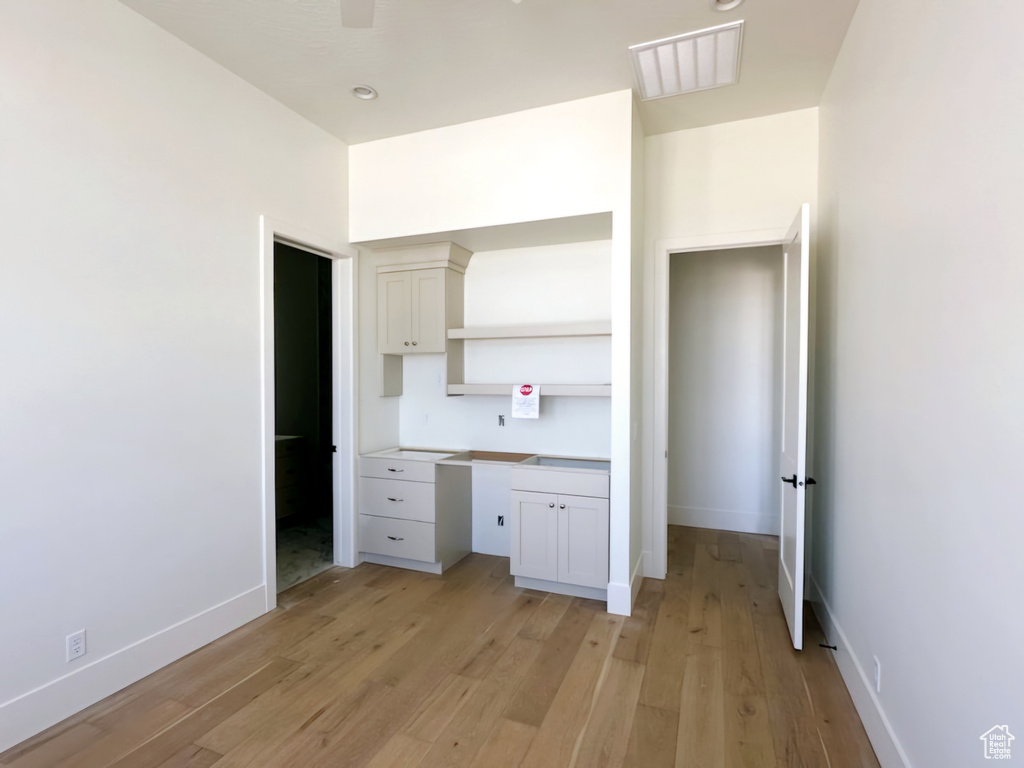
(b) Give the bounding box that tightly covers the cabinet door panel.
[510,490,558,581]
[377,272,412,354]
[410,268,446,353]
[557,495,609,589]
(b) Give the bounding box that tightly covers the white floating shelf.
[447,383,612,397]
[447,321,612,340]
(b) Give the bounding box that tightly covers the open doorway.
[667,245,784,535]
[274,242,334,592]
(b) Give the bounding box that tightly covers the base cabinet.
[510,490,609,589]
[358,453,471,573]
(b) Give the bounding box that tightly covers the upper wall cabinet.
[375,242,472,355]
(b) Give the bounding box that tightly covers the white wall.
[349,93,632,242]
[813,2,1024,766]
[642,109,819,572]
[350,91,641,614]
[668,246,783,535]
[645,109,819,243]
[0,0,348,750]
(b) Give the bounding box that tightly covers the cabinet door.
[410,268,446,353]
[557,495,609,589]
[510,490,558,581]
[377,271,412,354]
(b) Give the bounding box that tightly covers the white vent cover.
[629,21,744,101]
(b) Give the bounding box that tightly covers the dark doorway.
[274,242,334,592]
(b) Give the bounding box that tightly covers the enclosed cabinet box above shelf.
[376,241,472,355]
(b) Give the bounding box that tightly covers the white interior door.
[778,203,811,650]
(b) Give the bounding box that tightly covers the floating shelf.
[447,383,612,397]
[448,321,611,341]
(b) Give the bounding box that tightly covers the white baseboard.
[607,553,644,616]
[668,505,778,535]
[514,576,607,602]
[360,552,443,574]
[807,575,911,768]
[0,584,268,753]
[630,552,644,604]
[641,549,662,580]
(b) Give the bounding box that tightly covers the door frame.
[647,228,789,580]
[260,215,358,613]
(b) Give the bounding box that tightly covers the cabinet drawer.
[359,515,436,563]
[359,456,436,484]
[275,484,305,519]
[276,453,304,488]
[275,437,303,457]
[360,477,435,523]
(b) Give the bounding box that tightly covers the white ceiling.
[119,0,859,145]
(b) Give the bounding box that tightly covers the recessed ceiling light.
[629,20,744,101]
[710,0,745,10]
[352,84,378,100]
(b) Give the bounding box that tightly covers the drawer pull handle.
[559,504,566,509]
[387,467,404,473]
[387,535,405,541]
[548,503,555,508]
[386,497,403,502]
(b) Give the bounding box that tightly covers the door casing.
[647,227,794,580]
[260,215,357,613]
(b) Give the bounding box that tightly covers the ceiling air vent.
[629,20,744,101]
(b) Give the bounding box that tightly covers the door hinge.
[332,445,337,453]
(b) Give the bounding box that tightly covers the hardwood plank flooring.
[1,527,879,768]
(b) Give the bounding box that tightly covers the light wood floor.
[2,526,879,768]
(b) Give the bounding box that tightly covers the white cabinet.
[509,491,559,581]
[376,271,412,354]
[557,494,610,589]
[509,487,609,593]
[374,242,471,357]
[376,267,454,354]
[358,449,471,574]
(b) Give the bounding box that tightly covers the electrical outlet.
[497,515,504,526]
[67,630,86,662]
[873,655,881,693]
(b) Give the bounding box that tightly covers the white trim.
[668,505,779,535]
[630,552,645,604]
[607,553,644,615]
[649,228,789,581]
[515,576,608,603]
[360,552,443,574]
[259,216,358,614]
[808,575,911,768]
[0,586,265,753]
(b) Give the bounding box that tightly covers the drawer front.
[275,437,303,457]
[509,468,609,498]
[275,484,305,519]
[276,452,304,487]
[360,456,436,484]
[359,515,436,563]
[360,477,435,523]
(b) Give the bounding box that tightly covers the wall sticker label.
[512,384,540,419]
